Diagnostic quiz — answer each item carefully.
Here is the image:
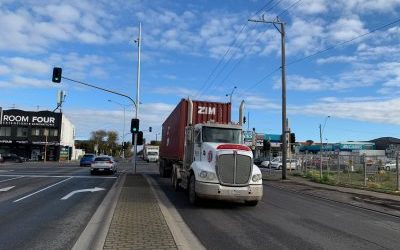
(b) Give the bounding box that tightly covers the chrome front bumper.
[195,181,263,202]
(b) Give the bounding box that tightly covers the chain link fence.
[261,152,400,192]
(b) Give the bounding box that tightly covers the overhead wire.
[196,0,280,98]
[286,16,400,67]
[276,0,303,17]
[243,15,400,94]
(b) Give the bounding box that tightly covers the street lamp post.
[319,116,330,179]
[225,86,237,104]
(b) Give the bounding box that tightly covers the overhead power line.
[277,0,304,17]
[246,16,400,92]
[287,16,400,67]
[196,0,279,98]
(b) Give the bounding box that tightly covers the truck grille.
[217,153,252,186]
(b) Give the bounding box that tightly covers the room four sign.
[0,109,61,127]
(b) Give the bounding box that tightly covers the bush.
[367,182,381,189]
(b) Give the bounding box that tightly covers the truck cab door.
[183,126,195,170]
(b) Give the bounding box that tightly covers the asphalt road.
[0,162,124,250]
[146,162,400,250]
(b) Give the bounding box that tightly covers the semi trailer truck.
[159,99,263,205]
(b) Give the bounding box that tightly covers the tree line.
[75,130,133,158]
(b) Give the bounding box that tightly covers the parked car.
[384,161,397,171]
[1,154,24,163]
[254,156,271,167]
[90,155,117,175]
[270,158,298,170]
[80,154,96,167]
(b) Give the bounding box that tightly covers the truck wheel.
[245,200,259,206]
[188,174,201,205]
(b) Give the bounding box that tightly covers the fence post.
[396,152,399,192]
[363,154,367,187]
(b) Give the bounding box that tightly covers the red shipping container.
[160,99,231,161]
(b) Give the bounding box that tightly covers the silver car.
[90,156,117,175]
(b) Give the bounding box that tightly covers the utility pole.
[133,22,142,174]
[249,16,287,180]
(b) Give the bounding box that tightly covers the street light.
[108,99,134,158]
[319,116,330,179]
[225,86,237,104]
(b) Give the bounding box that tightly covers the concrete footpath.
[103,174,177,250]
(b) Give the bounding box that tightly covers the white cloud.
[273,75,330,91]
[295,0,328,15]
[0,64,10,75]
[65,102,175,139]
[5,57,49,74]
[0,76,52,88]
[328,16,368,42]
[291,97,400,125]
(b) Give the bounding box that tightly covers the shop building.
[0,108,75,161]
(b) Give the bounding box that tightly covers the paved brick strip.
[103,174,177,250]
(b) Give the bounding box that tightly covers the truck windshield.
[148,152,158,155]
[202,127,242,144]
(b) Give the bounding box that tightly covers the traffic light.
[243,116,246,124]
[123,142,128,149]
[290,133,296,143]
[52,67,62,83]
[131,118,139,133]
[137,131,144,145]
[149,126,152,132]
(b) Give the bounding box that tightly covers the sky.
[1,0,400,144]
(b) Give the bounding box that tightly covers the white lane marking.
[0,174,116,179]
[13,177,73,203]
[0,186,15,192]
[61,187,105,200]
[0,176,24,183]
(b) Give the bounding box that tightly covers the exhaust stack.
[187,98,193,126]
[239,100,245,126]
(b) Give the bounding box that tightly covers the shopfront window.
[50,129,58,137]
[0,127,11,136]
[17,127,28,137]
[31,128,40,136]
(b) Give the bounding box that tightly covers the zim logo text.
[198,106,216,115]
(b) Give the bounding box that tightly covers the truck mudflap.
[195,181,263,202]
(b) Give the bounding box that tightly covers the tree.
[88,130,127,157]
[107,131,119,156]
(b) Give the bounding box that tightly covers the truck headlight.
[199,171,217,181]
[252,174,262,182]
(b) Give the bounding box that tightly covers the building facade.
[0,109,75,161]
